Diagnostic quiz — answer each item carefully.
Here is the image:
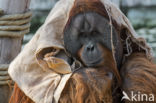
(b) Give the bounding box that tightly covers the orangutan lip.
[85,58,103,66]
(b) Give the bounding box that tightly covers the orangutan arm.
[120,52,156,102]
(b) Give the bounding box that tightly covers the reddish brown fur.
[68,0,109,20]
[9,53,156,103]
[59,67,113,103]
[9,83,34,103]
[120,53,156,103]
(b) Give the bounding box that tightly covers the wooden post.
[0,0,31,103]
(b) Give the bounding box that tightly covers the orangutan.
[9,0,156,103]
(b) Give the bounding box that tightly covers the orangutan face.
[64,12,122,68]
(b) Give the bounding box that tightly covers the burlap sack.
[8,0,152,103]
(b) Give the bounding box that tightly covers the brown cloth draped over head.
[8,0,152,103]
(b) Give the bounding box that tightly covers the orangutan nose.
[87,43,95,52]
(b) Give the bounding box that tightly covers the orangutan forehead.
[69,12,111,33]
